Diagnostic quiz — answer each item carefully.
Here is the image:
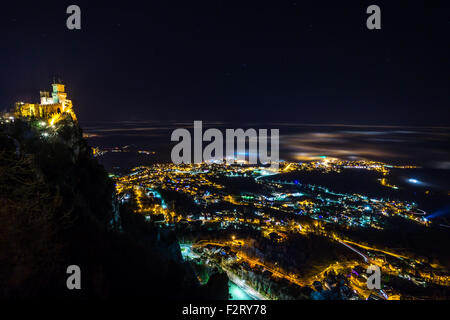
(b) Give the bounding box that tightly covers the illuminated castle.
[14,83,77,125]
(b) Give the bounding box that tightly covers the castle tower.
[51,83,67,104]
[40,91,53,105]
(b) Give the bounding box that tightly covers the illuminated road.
[337,240,369,263]
[413,208,427,216]
[194,240,304,287]
[234,251,304,287]
[182,243,264,300]
[340,239,409,260]
[225,270,266,300]
[228,281,255,300]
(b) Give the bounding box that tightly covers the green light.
[229,282,253,300]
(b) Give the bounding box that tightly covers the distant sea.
[82,121,450,169]
[82,121,450,214]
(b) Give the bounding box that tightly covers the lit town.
[1,82,449,301]
[110,156,449,300]
[0,1,449,316]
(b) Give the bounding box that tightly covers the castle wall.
[15,102,63,119]
[13,83,77,124]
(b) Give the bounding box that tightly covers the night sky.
[0,0,449,125]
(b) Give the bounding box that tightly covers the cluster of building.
[12,83,77,126]
[112,156,446,299]
[115,160,428,232]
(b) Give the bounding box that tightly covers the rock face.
[158,229,184,263]
[111,194,122,231]
[0,116,228,300]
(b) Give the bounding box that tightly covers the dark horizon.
[1,0,449,126]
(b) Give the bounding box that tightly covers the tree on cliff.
[0,119,229,300]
